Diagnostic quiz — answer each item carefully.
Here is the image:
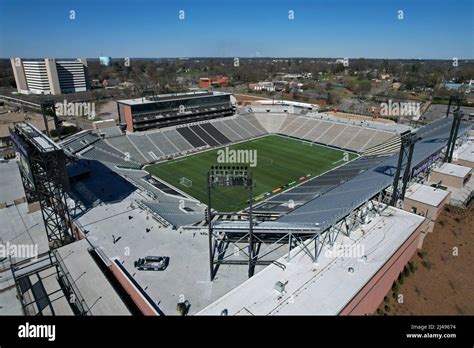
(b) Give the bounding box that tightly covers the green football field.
[145,135,357,212]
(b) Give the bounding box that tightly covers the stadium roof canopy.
[117,91,231,106]
[273,117,471,229]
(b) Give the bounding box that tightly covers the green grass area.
[145,135,357,212]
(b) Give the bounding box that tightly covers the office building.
[10,58,89,95]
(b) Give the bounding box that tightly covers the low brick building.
[199,77,229,89]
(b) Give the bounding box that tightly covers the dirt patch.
[96,100,119,120]
[377,201,474,315]
[233,93,271,103]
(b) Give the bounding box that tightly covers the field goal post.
[180,177,192,187]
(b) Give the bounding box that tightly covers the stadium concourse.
[51,105,472,315]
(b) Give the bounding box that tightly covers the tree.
[358,80,372,95]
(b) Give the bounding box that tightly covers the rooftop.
[72,165,272,315]
[0,162,49,257]
[117,91,229,106]
[456,141,474,164]
[432,162,471,178]
[0,162,49,315]
[56,239,131,315]
[0,202,49,259]
[0,161,24,204]
[78,192,269,314]
[404,182,450,207]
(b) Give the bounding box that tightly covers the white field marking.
[162,157,188,164]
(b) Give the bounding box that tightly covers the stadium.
[3,92,472,316]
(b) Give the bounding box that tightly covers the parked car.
[134,256,170,271]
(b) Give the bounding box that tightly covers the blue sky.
[0,0,473,59]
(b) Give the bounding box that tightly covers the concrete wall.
[340,219,428,315]
[10,58,28,93]
[417,220,436,249]
[404,192,451,221]
[430,171,469,189]
[108,261,159,315]
[93,119,116,129]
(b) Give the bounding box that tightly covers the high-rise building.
[10,58,89,95]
